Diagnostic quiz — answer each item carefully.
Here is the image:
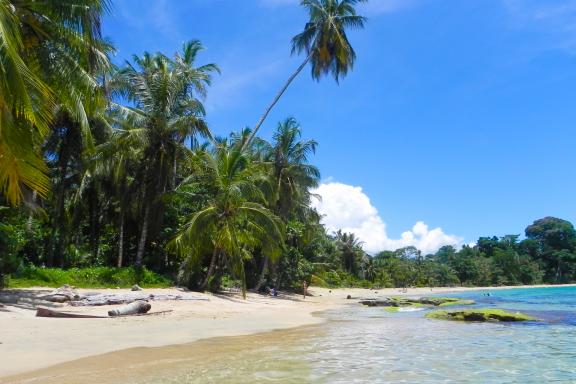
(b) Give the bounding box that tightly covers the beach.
[1,284,575,382]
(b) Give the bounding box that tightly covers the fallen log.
[35,306,171,318]
[36,307,107,318]
[108,300,151,317]
[115,310,173,317]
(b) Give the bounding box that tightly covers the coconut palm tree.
[246,0,367,145]
[0,0,112,205]
[170,143,284,298]
[336,230,364,275]
[110,41,218,267]
[253,118,320,290]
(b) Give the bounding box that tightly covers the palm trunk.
[254,256,269,292]
[135,203,150,268]
[117,209,125,268]
[26,190,37,232]
[50,162,69,267]
[202,247,219,289]
[245,54,311,148]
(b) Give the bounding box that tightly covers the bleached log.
[108,300,151,317]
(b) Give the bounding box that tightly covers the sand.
[0,284,574,381]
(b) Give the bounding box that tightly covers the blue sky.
[103,0,576,253]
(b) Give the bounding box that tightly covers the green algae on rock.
[360,296,475,309]
[426,309,535,322]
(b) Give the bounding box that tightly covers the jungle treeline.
[1,1,575,293]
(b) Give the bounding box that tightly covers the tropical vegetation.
[2,0,576,292]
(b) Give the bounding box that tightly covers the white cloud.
[311,182,463,255]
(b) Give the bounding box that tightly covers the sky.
[103,0,576,254]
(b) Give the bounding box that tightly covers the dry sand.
[0,284,573,381]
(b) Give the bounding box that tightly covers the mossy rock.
[437,298,476,307]
[383,306,400,313]
[361,296,474,309]
[426,309,535,322]
[406,297,475,307]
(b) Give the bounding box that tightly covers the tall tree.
[246,0,367,145]
[110,41,218,267]
[254,118,320,290]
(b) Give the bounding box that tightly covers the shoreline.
[1,283,575,380]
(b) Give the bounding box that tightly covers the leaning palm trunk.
[202,247,219,289]
[117,209,125,268]
[254,256,269,292]
[26,190,37,232]
[245,54,311,147]
[135,203,150,267]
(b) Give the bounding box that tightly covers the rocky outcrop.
[426,309,535,322]
[360,296,474,308]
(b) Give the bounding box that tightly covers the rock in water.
[131,284,142,291]
[426,309,535,322]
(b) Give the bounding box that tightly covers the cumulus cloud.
[311,182,462,255]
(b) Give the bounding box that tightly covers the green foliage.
[0,1,574,296]
[313,269,374,288]
[7,267,171,288]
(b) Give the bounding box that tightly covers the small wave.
[398,307,425,312]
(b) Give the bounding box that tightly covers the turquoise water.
[189,286,576,384]
[279,286,576,383]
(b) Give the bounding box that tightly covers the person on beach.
[303,281,308,299]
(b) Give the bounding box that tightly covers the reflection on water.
[6,287,576,384]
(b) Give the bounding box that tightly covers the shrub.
[8,266,172,288]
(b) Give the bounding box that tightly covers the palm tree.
[0,0,112,205]
[266,118,320,219]
[110,41,218,267]
[246,0,366,145]
[336,230,364,275]
[254,118,320,290]
[170,144,284,297]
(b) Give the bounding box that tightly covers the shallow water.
[7,287,576,383]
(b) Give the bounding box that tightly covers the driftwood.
[40,285,80,303]
[36,307,107,318]
[70,293,208,307]
[108,300,151,317]
[35,306,172,318]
